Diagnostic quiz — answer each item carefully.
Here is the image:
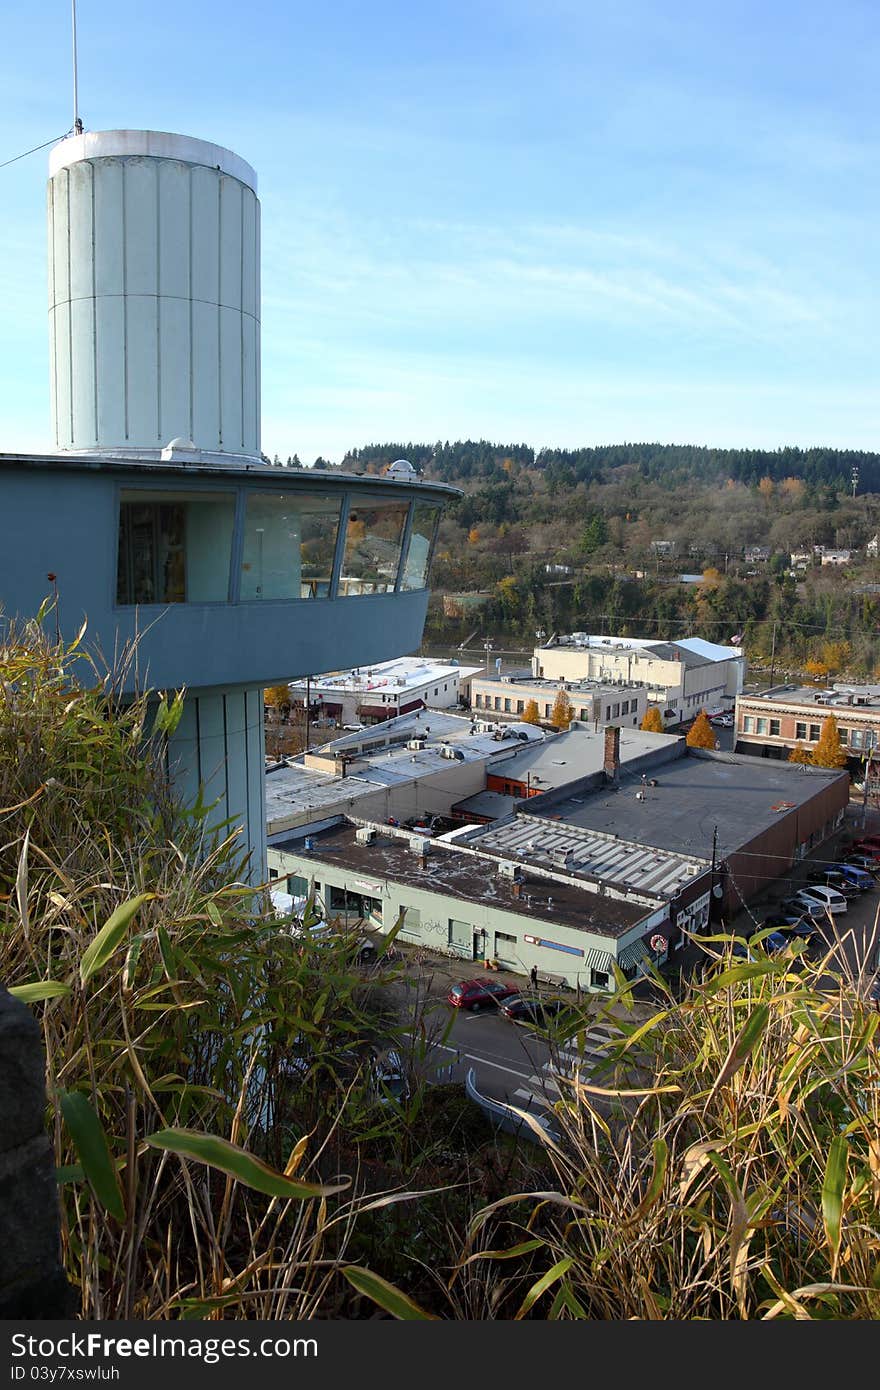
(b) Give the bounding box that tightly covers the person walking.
[529,964,539,992]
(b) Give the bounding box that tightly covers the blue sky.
[1,0,877,461]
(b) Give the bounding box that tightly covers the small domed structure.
[385,458,417,480]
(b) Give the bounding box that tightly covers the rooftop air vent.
[407,738,427,751]
[356,827,377,845]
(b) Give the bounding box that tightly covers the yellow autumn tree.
[551,689,574,731]
[686,710,717,749]
[264,685,291,711]
[522,699,541,726]
[757,476,775,500]
[810,715,848,768]
[641,706,665,733]
[788,741,811,764]
[467,527,481,544]
[804,657,830,680]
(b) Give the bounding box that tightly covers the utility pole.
[768,619,778,686]
[305,674,311,752]
[709,824,719,925]
[852,464,859,500]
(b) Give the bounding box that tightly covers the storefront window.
[116,490,235,604]
[339,501,409,596]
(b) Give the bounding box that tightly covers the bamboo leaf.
[80,893,155,985]
[822,1135,848,1276]
[8,980,72,1003]
[342,1265,438,1319]
[59,1091,125,1222]
[707,1003,770,1104]
[15,825,30,939]
[145,1128,350,1199]
[515,1257,574,1319]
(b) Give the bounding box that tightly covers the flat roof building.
[736,684,880,764]
[287,657,482,727]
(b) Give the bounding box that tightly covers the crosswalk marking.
[505,1023,623,1112]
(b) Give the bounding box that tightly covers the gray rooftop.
[272,822,655,939]
[470,814,706,899]
[741,683,880,712]
[489,726,683,791]
[451,790,518,819]
[526,749,848,861]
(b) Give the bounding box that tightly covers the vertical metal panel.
[122,158,157,296]
[219,175,242,310]
[223,691,250,858]
[219,306,243,448]
[191,299,220,449]
[190,166,220,308]
[158,295,190,445]
[157,161,190,298]
[70,296,97,444]
[92,160,125,295]
[240,190,257,318]
[125,295,159,442]
[67,161,94,301]
[51,169,70,307]
[195,693,229,828]
[245,688,267,881]
[94,294,126,443]
[241,312,258,451]
[52,300,72,446]
[167,698,201,812]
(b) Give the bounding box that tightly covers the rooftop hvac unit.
[440,745,465,760]
[356,827,377,845]
[498,860,518,879]
[410,836,431,857]
[407,738,427,751]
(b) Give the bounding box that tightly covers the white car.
[791,885,848,916]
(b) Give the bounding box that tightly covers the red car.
[851,839,880,860]
[447,978,520,1013]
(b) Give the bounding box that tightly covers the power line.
[0,132,69,171]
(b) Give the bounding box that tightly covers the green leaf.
[59,1091,125,1222]
[341,1265,438,1319]
[707,1003,770,1102]
[145,1128,350,1199]
[80,893,155,985]
[8,980,72,1004]
[515,1257,575,1319]
[822,1135,848,1276]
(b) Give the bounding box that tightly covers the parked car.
[852,836,880,855]
[787,885,848,915]
[369,1048,409,1105]
[498,995,569,1026]
[805,869,860,899]
[831,863,875,892]
[763,912,819,940]
[733,933,788,958]
[447,978,520,1012]
[780,896,827,924]
[712,713,734,728]
[841,854,880,875]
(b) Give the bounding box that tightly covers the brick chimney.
[604,724,620,783]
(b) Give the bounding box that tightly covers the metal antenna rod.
[71,0,83,134]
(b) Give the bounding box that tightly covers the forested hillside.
[276,441,880,677]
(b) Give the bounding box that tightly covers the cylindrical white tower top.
[48,129,261,459]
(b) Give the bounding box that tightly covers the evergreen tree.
[810,715,848,768]
[641,706,664,733]
[522,698,541,726]
[551,689,574,730]
[788,741,812,764]
[686,710,717,749]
